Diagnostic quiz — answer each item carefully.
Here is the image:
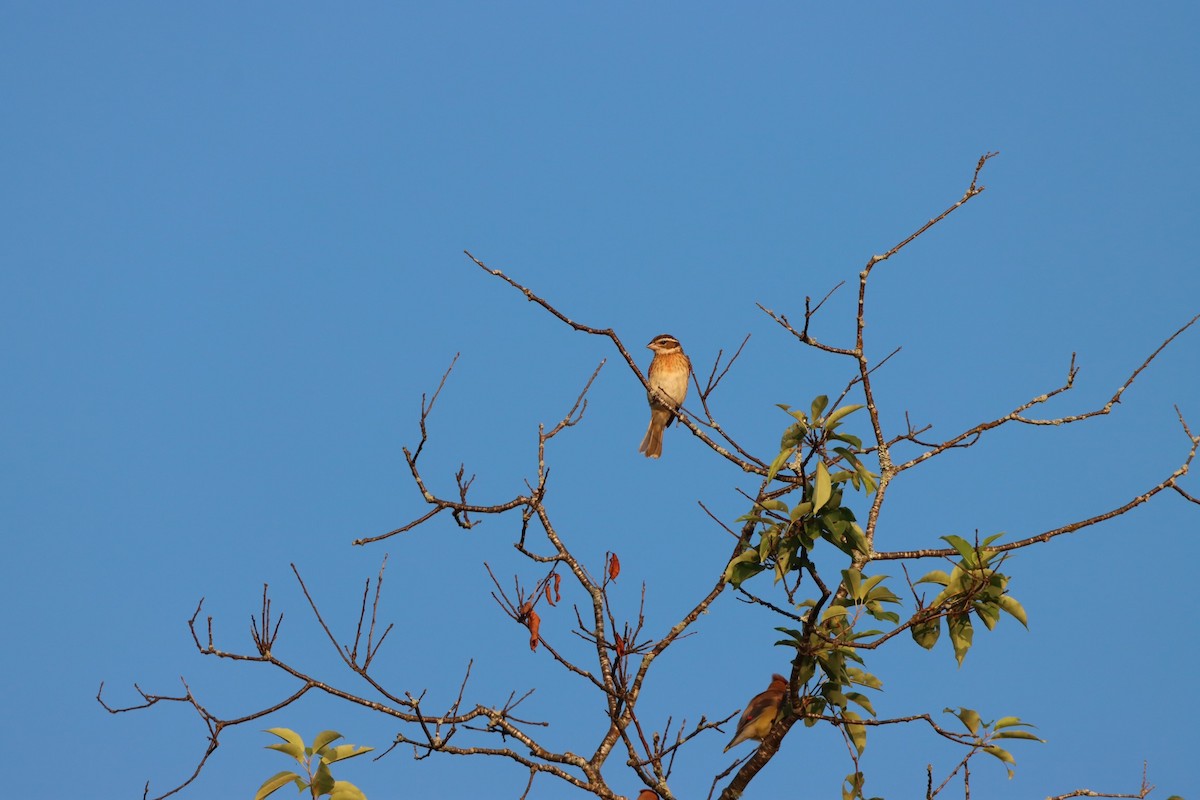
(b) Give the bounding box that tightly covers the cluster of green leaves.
[255,728,373,800]
[910,534,1029,666]
[725,397,877,588]
[724,397,1043,787]
[768,396,878,493]
[841,770,882,800]
[943,707,1043,778]
[775,567,900,758]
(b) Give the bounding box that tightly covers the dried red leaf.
[544,580,555,607]
[527,609,541,651]
[553,573,562,602]
[614,631,626,658]
[608,552,620,581]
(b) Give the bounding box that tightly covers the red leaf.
[527,609,541,651]
[608,553,621,581]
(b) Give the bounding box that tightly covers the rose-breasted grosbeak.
[639,334,691,459]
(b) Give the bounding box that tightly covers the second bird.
[724,673,789,752]
[639,334,691,459]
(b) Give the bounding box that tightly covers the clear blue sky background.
[2,4,1197,799]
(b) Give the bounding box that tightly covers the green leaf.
[817,652,849,686]
[840,646,866,666]
[867,607,900,624]
[311,760,336,796]
[767,448,793,481]
[911,618,940,649]
[789,501,814,521]
[824,403,865,429]
[847,629,884,641]
[993,730,1044,742]
[941,535,978,565]
[774,546,793,582]
[822,605,849,622]
[757,529,779,560]
[811,395,830,420]
[329,781,368,800]
[813,462,832,512]
[997,595,1029,627]
[859,574,890,597]
[929,588,952,609]
[725,549,763,587]
[831,446,856,461]
[843,710,867,754]
[952,706,982,735]
[842,771,866,800]
[263,728,306,762]
[775,625,808,649]
[844,522,868,555]
[846,691,876,717]
[983,744,1017,776]
[855,462,876,493]
[846,667,882,690]
[836,432,864,449]
[842,568,863,601]
[255,771,305,800]
[794,656,817,685]
[759,499,789,513]
[312,730,344,756]
[974,600,1000,630]
[324,744,375,763]
[781,422,806,449]
[915,570,951,586]
[822,686,849,710]
[728,562,766,587]
[949,615,974,666]
[945,563,971,595]
[803,697,826,726]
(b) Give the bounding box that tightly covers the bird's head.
[646,334,682,353]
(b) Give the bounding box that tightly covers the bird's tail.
[639,413,665,458]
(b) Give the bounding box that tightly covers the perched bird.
[724,673,788,752]
[639,334,691,459]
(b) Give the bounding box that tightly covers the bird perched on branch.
[724,673,788,752]
[639,334,691,459]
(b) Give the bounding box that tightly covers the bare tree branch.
[103,151,1194,800]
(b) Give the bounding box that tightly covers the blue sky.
[2,4,1197,799]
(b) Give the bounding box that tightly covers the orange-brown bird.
[724,673,788,752]
[639,334,691,459]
